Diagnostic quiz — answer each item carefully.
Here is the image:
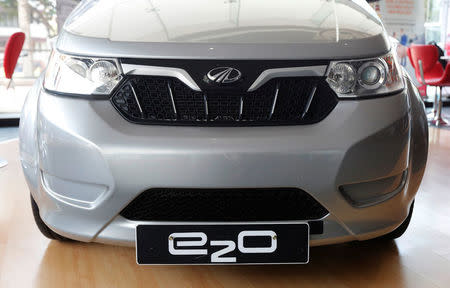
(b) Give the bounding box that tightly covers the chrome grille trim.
[302,85,317,119]
[121,63,328,94]
[167,82,177,116]
[247,66,328,92]
[129,83,143,118]
[269,82,280,120]
[239,96,244,120]
[122,64,201,91]
[203,94,209,118]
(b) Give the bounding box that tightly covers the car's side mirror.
[3,32,25,89]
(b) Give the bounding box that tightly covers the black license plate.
[136,223,309,265]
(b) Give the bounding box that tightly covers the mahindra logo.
[206,67,242,84]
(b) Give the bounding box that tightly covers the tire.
[30,194,71,241]
[378,201,414,241]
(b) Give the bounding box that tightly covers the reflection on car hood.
[59,0,390,59]
[66,0,384,44]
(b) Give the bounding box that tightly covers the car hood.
[58,0,390,60]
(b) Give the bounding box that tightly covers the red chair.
[407,47,438,117]
[408,45,450,126]
[1,32,25,169]
[3,32,25,89]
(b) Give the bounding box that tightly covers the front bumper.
[21,86,420,246]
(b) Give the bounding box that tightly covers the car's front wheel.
[30,194,71,241]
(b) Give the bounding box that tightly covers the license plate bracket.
[136,223,309,265]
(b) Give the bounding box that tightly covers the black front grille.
[120,188,329,222]
[111,76,337,126]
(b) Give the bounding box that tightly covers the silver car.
[20,0,428,265]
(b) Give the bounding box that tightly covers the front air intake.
[120,188,329,222]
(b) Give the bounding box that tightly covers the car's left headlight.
[44,50,122,96]
[326,51,404,98]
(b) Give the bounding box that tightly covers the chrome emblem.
[206,67,242,84]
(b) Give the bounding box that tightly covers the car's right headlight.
[44,50,122,96]
[326,51,404,98]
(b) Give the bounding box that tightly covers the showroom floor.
[0,128,449,288]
